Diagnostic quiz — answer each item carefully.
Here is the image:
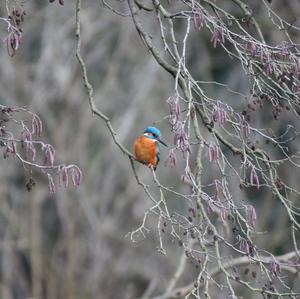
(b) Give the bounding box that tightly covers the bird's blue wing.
[156,142,161,164]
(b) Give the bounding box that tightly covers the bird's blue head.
[143,126,167,147]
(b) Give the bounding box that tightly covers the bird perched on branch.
[134,126,167,170]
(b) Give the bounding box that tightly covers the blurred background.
[0,0,300,298]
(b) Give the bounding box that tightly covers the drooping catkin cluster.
[0,7,25,57]
[0,105,82,193]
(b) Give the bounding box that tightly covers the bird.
[134,126,167,170]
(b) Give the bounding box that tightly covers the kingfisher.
[134,126,167,170]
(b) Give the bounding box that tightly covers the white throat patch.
[144,132,157,142]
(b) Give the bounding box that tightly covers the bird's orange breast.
[134,136,158,167]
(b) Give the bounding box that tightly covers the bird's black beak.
[158,139,168,147]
